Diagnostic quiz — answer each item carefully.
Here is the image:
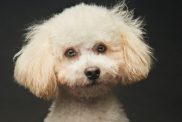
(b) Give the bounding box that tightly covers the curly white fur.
[14,3,153,122]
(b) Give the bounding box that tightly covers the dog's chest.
[44,95,129,122]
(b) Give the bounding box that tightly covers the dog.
[14,3,153,122]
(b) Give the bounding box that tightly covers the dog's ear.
[112,2,152,84]
[111,3,153,84]
[14,25,57,99]
[120,32,153,84]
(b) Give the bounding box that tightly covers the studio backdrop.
[0,0,181,122]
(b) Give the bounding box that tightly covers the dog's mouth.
[85,80,100,87]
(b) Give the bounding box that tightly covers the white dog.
[14,3,153,122]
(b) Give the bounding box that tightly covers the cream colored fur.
[44,90,129,122]
[14,3,153,122]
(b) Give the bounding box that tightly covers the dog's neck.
[44,88,128,122]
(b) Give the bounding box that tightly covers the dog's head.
[14,3,153,99]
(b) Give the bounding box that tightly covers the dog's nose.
[84,66,100,81]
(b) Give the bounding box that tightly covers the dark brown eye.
[65,48,77,58]
[96,43,107,53]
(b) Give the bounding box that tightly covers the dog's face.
[52,18,125,97]
[14,4,153,99]
[54,33,122,97]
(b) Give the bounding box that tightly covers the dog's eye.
[95,43,107,53]
[65,48,77,58]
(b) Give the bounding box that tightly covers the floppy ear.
[111,3,153,84]
[121,31,153,84]
[14,25,57,99]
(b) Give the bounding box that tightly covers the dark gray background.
[0,0,182,122]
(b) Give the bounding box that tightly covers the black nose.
[84,67,100,80]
